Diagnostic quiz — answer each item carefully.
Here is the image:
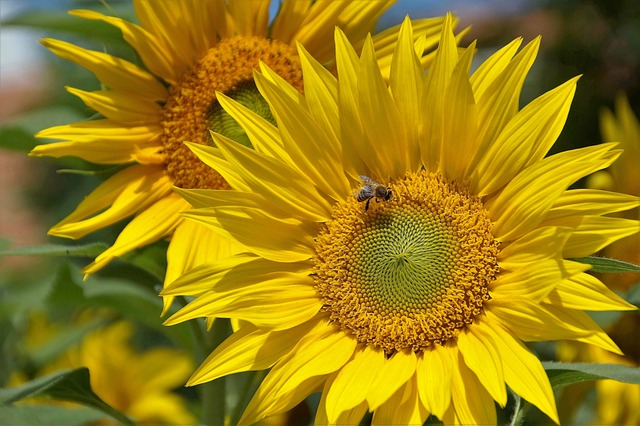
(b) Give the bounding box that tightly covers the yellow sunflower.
[160,15,640,425]
[11,315,195,425]
[30,0,455,313]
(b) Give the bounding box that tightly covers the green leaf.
[0,243,109,258]
[543,361,640,389]
[0,368,134,426]
[56,164,129,177]
[0,404,106,426]
[572,256,640,273]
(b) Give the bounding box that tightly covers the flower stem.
[200,318,232,426]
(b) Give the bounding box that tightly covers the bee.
[356,175,392,211]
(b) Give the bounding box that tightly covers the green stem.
[509,392,530,426]
[201,318,232,426]
[229,370,267,426]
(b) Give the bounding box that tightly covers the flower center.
[160,36,303,189]
[313,171,500,354]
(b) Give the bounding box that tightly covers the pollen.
[160,36,303,190]
[313,171,500,354]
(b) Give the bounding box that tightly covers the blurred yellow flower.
[161,16,639,425]
[30,0,455,314]
[12,315,195,425]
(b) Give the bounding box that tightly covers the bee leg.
[365,198,372,211]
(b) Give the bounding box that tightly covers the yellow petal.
[291,0,349,64]
[209,132,334,221]
[491,259,590,302]
[48,165,171,239]
[183,205,317,263]
[65,87,162,124]
[441,40,478,181]
[559,216,639,258]
[82,192,185,276]
[472,76,579,196]
[372,374,428,426]
[228,0,269,36]
[335,27,369,178]
[487,298,622,354]
[133,0,217,68]
[546,189,640,220]
[254,69,349,202]
[271,0,312,44]
[187,320,320,386]
[239,321,356,425]
[40,38,167,101]
[390,17,426,174]
[416,344,453,419]
[163,219,244,315]
[316,372,368,426]
[33,120,161,164]
[489,143,621,241]
[498,226,573,270]
[69,9,180,84]
[457,323,507,406]
[325,345,384,423]
[367,349,417,410]
[449,350,497,425]
[164,271,321,329]
[482,317,559,424]
[470,37,522,101]
[546,272,637,311]
[470,37,540,166]
[422,13,458,171]
[358,35,406,179]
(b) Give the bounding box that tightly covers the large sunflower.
[161,15,639,424]
[30,0,454,308]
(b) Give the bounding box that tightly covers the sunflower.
[160,15,640,424]
[10,315,195,425]
[30,1,455,312]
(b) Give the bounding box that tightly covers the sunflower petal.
[367,349,417,410]
[491,259,590,302]
[187,320,321,386]
[489,143,621,241]
[483,318,559,424]
[82,192,185,275]
[458,323,507,406]
[545,272,637,311]
[48,165,171,239]
[254,69,349,201]
[69,9,180,84]
[472,76,579,196]
[33,120,161,164]
[372,375,428,426]
[183,204,316,263]
[416,344,453,418]
[228,0,269,37]
[449,350,497,425]
[325,345,384,423]
[546,189,640,220]
[66,87,162,124]
[390,16,426,173]
[40,38,167,101]
[316,372,369,426]
[498,226,573,270]
[209,132,334,221]
[239,321,357,425]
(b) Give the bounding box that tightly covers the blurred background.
[1,0,638,424]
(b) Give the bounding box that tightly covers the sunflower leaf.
[0,243,108,258]
[572,256,640,273]
[0,368,134,426]
[0,404,106,426]
[542,361,640,388]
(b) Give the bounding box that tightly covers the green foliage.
[543,361,640,387]
[0,368,134,426]
[573,256,640,273]
[0,404,106,426]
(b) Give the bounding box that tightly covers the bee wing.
[359,175,375,185]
